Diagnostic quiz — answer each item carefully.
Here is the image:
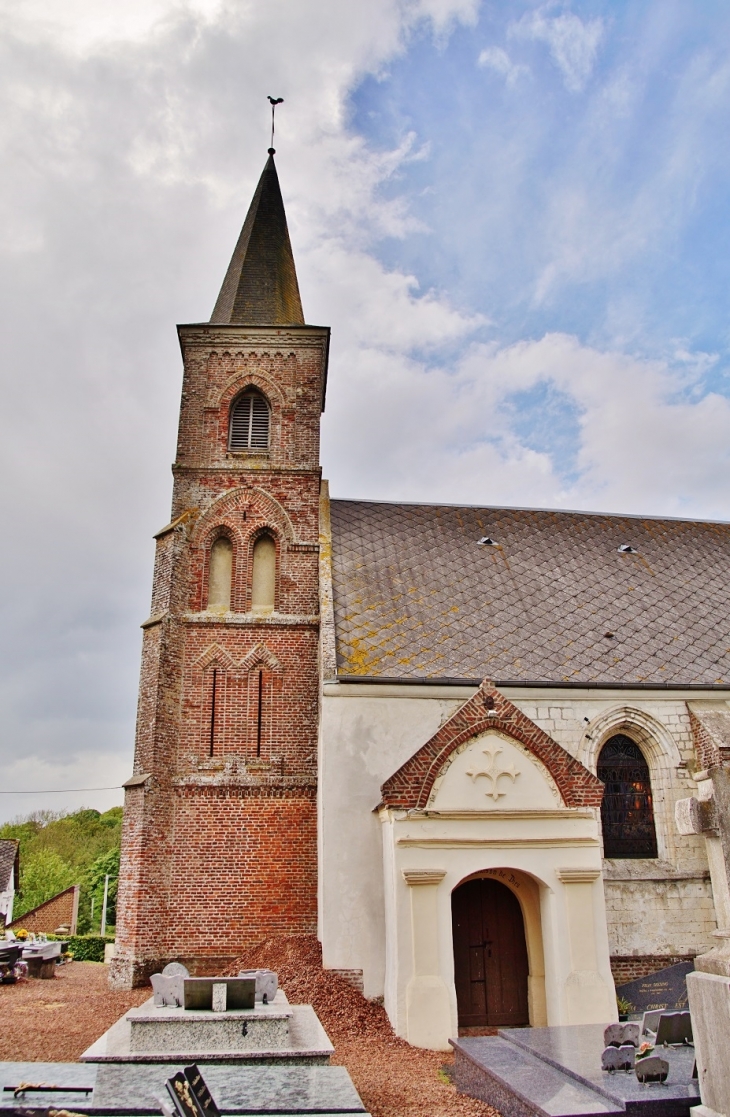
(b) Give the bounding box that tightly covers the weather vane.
[267,96,284,154]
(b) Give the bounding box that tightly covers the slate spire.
[210,152,305,326]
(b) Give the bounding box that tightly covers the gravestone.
[615,962,693,1014]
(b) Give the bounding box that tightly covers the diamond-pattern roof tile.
[329,500,730,684]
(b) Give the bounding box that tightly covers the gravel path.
[230,936,500,1117]
[0,962,148,1062]
[0,943,500,1117]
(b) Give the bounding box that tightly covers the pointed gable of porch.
[380,680,605,810]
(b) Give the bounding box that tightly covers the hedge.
[47,933,114,962]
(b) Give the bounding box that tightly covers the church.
[111,148,730,1051]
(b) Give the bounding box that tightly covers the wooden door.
[452,877,529,1027]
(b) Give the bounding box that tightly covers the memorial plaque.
[183,977,255,1011]
[615,961,693,1014]
[184,1064,220,1117]
[654,1010,692,1046]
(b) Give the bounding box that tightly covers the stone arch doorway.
[451,876,529,1027]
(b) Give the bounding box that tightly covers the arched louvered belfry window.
[229,389,270,451]
[597,735,658,858]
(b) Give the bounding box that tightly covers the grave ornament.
[164,1064,221,1117]
[635,1055,669,1084]
[604,1023,640,1048]
[151,964,190,1008]
[238,968,278,1004]
[601,1045,636,1072]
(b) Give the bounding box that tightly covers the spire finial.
[267,96,283,153]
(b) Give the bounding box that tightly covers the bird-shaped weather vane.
[267,96,284,153]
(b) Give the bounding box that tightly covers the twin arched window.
[229,389,270,451]
[597,734,658,858]
[206,532,276,614]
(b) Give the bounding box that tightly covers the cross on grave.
[466,746,520,801]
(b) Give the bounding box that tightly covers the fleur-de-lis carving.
[466,746,520,801]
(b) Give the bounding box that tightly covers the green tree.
[0,806,123,927]
[13,848,75,920]
[83,847,120,932]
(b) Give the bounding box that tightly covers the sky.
[1,0,730,820]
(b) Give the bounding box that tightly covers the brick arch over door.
[380,681,605,810]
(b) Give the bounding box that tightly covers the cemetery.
[3,54,730,1117]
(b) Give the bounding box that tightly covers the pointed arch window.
[597,734,658,858]
[229,389,270,450]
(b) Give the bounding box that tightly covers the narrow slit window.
[251,534,276,614]
[229,391,270,450]
[207,536,233,612]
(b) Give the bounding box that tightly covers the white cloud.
[323,332,730,520]
[0,0,481,821]
[510,6,604,93]
[478,46,529,87]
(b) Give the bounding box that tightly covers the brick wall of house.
[111,326,328,987]
[9,885,79,934]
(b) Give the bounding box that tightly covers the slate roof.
[329,500,730,685]
[210,153,304,327]
[0,840,18,894]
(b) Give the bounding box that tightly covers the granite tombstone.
[615,962,693,1015]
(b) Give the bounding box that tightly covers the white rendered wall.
[318,685,468,997]
[319,684,722,1006]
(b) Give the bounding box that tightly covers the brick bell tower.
[111,150,328,987]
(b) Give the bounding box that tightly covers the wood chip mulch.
[0,961,149,1063]
[228,934,500,1117]
[0,942,501,1117]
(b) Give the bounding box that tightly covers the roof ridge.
[328,496,730,527]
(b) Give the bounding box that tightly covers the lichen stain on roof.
[329,499,730,684]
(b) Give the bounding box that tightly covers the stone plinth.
[687,969,730,1117]
[81,990,334,1066]
[451,1024,700,1117]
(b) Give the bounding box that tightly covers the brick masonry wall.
[112,325,328,988]
[611,955,694,986]
[9,885,79,934]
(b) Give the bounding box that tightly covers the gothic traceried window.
[597,734,658,859]
[229,389,270,450]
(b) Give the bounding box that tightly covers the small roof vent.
[617,544,638,554]
[477,536,500,547]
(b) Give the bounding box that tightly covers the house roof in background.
[329,499,730,685]
[0,840,19,893]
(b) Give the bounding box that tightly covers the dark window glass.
[597,734,658,858]
[229,391,269,450]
